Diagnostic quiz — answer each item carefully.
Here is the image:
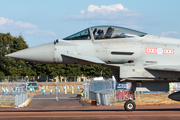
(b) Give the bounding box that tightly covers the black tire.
[124,100,136,111]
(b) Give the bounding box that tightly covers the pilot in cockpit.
[97,29,104,38]
[105,27,114,38]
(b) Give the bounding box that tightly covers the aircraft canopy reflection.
[63,26,147,40]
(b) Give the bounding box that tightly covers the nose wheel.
[124,100,136,111]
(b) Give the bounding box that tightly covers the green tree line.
[0,33,112,78]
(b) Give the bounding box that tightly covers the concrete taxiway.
[28,93,90,107]
[0,104,180,120]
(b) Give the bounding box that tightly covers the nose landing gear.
[124,87,136,111]
[124,100,136,111]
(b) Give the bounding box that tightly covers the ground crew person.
[169,82,175,94]
[76,88,84,99]
[80,88,84,97]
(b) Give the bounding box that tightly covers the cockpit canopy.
[63,26,147,40]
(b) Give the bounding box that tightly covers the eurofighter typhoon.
[6,25,180,111]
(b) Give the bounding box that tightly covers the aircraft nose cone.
[6,43,55,63]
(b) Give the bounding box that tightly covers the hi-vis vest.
[81,91,84,97]
[169,83,174,90]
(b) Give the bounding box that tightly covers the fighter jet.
[6,25,180,111]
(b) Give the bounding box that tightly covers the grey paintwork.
[6,26,180,83]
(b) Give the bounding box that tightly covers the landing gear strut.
[124,87,136,111]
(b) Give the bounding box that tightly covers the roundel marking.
[157,48,163,55]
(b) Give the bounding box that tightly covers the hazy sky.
[0,0,179,47]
